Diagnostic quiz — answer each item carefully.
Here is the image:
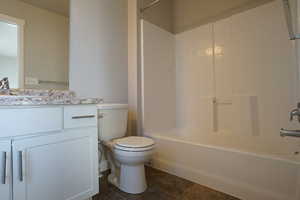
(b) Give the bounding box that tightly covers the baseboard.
[152,158,294,200]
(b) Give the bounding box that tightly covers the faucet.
[280,103,300,137]
[290,103,300,122]
[0,77,10,90]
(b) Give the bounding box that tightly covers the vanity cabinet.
[0,105,99,200]
[0,140,11,200]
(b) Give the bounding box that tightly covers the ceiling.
[19,0,69,17]
[142,0,274,33]
[0,21,18,57]
[173,0,274,33]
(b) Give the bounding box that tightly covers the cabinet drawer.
[0,107,63,137]
[64,105,97,129]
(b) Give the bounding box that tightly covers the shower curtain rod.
[140,0,161,12]
[282,0,300,40]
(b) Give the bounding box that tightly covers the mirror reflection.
[0,21,18,88]
[0,0,69,90]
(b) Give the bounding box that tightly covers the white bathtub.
[145,132,300,200]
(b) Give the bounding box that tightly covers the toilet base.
[119,164,147,194]
[108,173,119,188]
[107,164,147,194]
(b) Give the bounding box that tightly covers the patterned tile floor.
[93,167,240,200]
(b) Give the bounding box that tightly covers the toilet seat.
[114,136,155,152]
[114,144,155,152]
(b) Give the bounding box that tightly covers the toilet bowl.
[107,136,155,194]
[97,104,155,194]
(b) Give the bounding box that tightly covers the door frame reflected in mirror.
[0,13,25,88]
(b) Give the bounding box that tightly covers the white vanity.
[0,0,101,199]
[0,104,99,200]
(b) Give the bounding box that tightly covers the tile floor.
[93,167,240,200]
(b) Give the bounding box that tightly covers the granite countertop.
[0,89,103,106]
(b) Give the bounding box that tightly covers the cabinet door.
[0,140,11,200]
[13,128,99,200]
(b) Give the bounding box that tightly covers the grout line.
[211,23,219,133]
[212,23,217,98]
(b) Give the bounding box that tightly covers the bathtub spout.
[280,129,300,138]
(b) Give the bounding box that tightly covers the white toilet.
[97,104,155,194]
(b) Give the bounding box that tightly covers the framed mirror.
[0,0,69,90]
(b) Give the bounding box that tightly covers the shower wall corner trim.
[282,0,300,40]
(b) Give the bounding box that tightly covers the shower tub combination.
[141,1,300,200]
[145,131,300,200]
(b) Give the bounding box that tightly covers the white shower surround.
[142,0,300,199]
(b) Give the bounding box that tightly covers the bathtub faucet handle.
[290,103,300,122]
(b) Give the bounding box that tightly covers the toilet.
[97,104,155,194]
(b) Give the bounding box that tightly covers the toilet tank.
[97,104,128,141]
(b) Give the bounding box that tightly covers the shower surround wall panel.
[213,1,299,156]
[175,24,215,137]
[141,1,300,199]
[141,20,176,133]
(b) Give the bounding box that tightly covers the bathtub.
[145,131,300,200]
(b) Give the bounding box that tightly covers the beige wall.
[70,0,128,102]
[141,0,274,34]
[141,0,173,33]
[173,0,274,33]
[0,0,69,89]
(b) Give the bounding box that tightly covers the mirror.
[0,0,69,90]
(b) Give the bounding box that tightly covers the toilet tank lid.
[97,104,128,110]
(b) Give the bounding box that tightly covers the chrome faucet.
[0,77,10,90]
[280,103,300,138]
[290,103,300,122]
[280,128,300,137]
